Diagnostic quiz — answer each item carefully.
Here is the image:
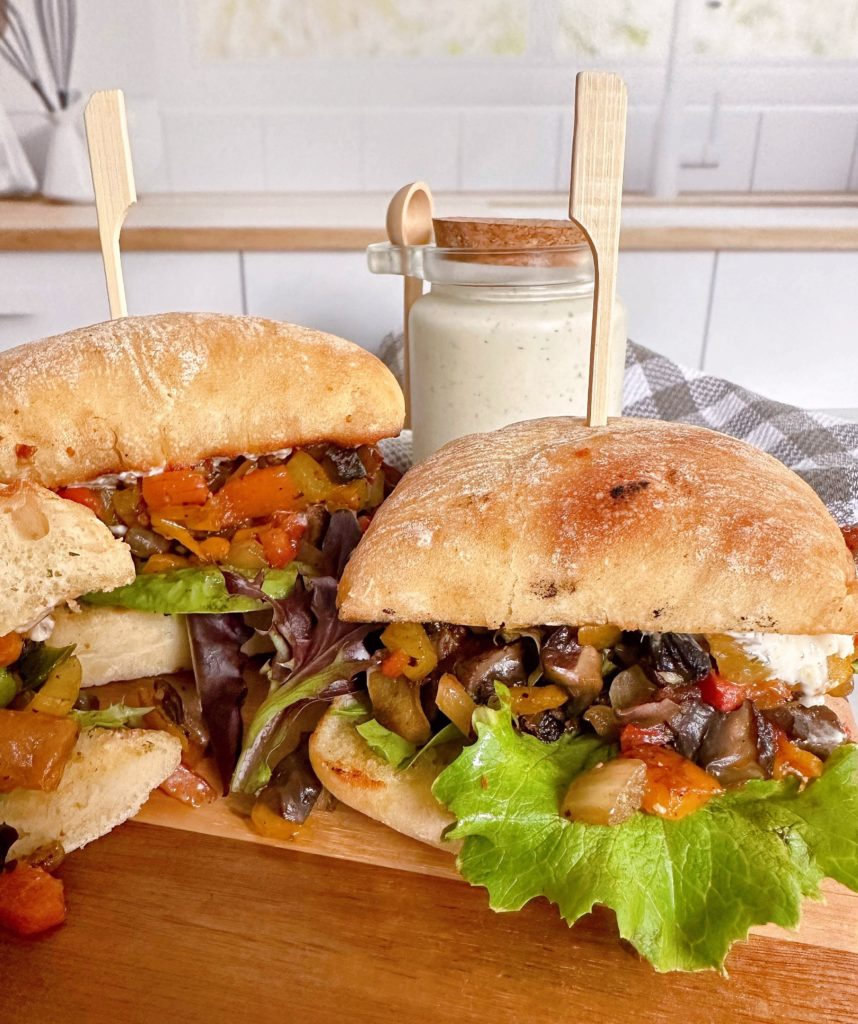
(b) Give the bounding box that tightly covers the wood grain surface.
[1,820,856,1024]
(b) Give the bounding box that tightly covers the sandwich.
[0,312,404,798]
[0,481,181,934]
[294,416,858,972]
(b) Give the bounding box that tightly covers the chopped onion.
[614,698,680,726]
[609,666,655,710]
[561,758,647,826]
[583,704,621,738]
[435,673,476,736]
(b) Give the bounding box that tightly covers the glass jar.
[367,231,627,462]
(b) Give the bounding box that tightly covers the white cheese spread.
[728,631,855,704]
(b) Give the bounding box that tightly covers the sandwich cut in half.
[304,416,858,973]
[0,312,404,801]
[0,480,181,906]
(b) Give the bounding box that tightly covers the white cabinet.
[243,252,402,352]
[618,252,714,368]
[704,252,858,409]
[0,252,243,350]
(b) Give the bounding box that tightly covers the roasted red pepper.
[699,672,745,713]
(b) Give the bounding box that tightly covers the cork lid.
[432,217,588,266]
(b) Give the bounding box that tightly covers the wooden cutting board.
[136,787,858,956]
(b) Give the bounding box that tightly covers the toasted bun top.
[340,417,858,635]
[0,313,405,488]
[0,482,135,634]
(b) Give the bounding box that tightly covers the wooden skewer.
[568,71,627,427]
[84,89,137,319]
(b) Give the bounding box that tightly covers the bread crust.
[340,417,858,635]
[309,699,460,850]
[0,481,134,635]
[0,313,404,488]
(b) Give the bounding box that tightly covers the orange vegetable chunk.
[625,745,723,820]
[0,863,66,936]
[142,469,210,509]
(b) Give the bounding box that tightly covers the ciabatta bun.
[0,482,134,636]
[1,727,181,858]
[50,606,192,686]
[309,699,460,850]
[340,417,858,635]
[0,313,405,489]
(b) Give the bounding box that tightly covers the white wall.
[4,0,858,195]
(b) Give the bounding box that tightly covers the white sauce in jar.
[409,283,627,462]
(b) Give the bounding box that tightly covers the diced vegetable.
[647,634,712,683]
[260,519,305,568]
[698,701,766,785]
[111,485,142,526]
[583,704,621,738]
[142,469,210,509]
[764,703,847,759]
[285,451,335,503]
[577,624,622,649]
[379,649,410,679]
[250,748,323,838]
[159,764,218,808]
[0,709,79,792]
[670,700,717,761]
[28,656,82,717]
[217,465,301,523]
[627,745,724,820]
[435,673,476,736]
[507,684,568,715]
[197,536,231,564]
[0,670,18,709]
[225,533,267,571]
[561,757,646,826]
[16,644,74,692]
[149,515,208,559]
[614,698,680,726]
[541,630,602,711]
[619,722,672,752]
[56,486,106,518]
[0,633,23,669]
[142,553,190,574]
[367,669,431,744]
[827,655,855,697]
[380,622,438,682]
[707,634,770,686]
[125,526,171,558]
[609,666,655,710]
[0,863,66,936]
[772,730,824,784]
[699,672,744,713]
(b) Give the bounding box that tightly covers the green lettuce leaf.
[81,565,299,615]
[72,702,153,729]
[433,695,858,973]
[356,718,417,768]
[404,722,464,770]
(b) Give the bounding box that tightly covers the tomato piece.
[159,764,218,808]
[56,487,106,517]
[0,633,23,669]
[699,672,744,713]
[0,863,65,936]
[626,745,724,820]
[142,469,209,510]
[260,518,306,569]
[217,466,301,524]
[772,729,823,784]
[379,649,410,679]
[619,723,672,753]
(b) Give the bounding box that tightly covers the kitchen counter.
[3,192,858,252]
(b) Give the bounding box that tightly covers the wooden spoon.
[568,72,628,427]
[84,89,137,319]
[386,181,434,425]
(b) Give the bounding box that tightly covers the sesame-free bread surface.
[0,482,135,635]
[309,699,459,850]
[0,313,405,488]
[339,417,858,635]
[1,728,181,859]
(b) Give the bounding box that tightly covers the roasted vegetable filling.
[58,444,390,576]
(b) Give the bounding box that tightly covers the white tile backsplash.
[362,110,460,191]
[461,108,560,191]
[618,251,714,367]
[753,109,858,192]
[678,107,760,192]
[704,252,858,408]
[163,112,265,192]
[264,113,363,192]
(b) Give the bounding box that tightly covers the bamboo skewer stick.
[84,89,137,319]
[568,71,628,428]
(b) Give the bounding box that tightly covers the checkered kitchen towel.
[378,335,858,526]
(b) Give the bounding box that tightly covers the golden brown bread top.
[0,481,135,634]
[0,312,404,488]
[339,417,858,635]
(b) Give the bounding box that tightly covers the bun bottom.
[50,605,192,686]
[309,698,858,851]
